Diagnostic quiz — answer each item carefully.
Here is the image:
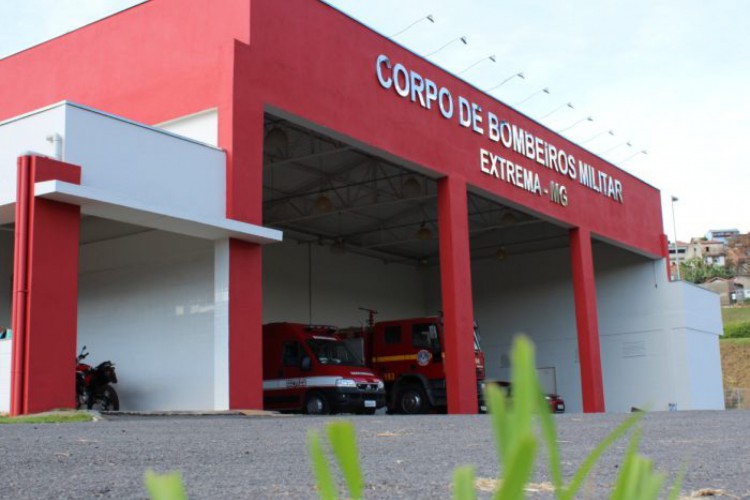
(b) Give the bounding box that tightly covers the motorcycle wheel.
[91,385,120,412]
[75,378,86,410]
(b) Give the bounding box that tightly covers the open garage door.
[261,114,585,413]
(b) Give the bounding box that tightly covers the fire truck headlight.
[376,380,385,390]
[336,378,357,388]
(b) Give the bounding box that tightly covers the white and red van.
[262,323,386,415]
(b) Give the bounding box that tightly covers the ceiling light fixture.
[264,127,289,158]
[416,222,433,241]
[314,194,333,213]
[402,176,422,198]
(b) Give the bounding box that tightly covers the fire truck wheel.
[397,384,428,415]
[304,392,330,415]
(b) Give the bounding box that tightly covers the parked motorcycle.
[75,346,119,411]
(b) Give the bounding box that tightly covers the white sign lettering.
[375,54,625,205]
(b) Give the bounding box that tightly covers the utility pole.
[671,196,681,280]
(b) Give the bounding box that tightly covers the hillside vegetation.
[722,304,750,338]
[720,306,750,400]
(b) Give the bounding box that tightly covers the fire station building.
[0,0,724,415]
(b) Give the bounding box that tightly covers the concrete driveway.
[0,410,747,499]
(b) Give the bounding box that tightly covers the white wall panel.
[65,104,225,221]
[0,339,10,413]
[78,229,216,411]
[594,243,724,412]
[457,248,583,412]
[263,239,428,327]
[0,104,66,206]
[213,239,230,410]
[0,231,13,327]
[157,109,218,147]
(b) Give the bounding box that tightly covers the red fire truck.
[338,310,486,415]
[262,323,386,415]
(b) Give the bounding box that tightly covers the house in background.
[686,238,727,266]
[706,229,740,244]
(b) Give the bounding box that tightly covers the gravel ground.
[0,410,748,499]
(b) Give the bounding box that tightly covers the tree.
[679,257,735,284]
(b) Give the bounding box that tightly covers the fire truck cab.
[262,323,386,415]
[340,316,486,415]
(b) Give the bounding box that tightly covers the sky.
[0,0,747,242]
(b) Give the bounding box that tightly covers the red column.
[659,233,671,281]
[220,41,265,409]
[11,156,81,415]
[227,240,263,409]
[569,227,605,413]
[437,175,478,414]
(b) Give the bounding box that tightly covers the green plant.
[144,470,188,500]
[724,321,750,339]
[308,421,365,500]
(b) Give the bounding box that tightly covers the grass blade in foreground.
[308,429,338,500]
[485,383,511,468]
[453,465,476,500]
[536,388,563,493]
[327,421,364,500]
[144,470,188,500]
[558,411,643,500]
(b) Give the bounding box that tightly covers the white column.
[213,238,230,410]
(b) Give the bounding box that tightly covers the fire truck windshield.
[306,339,364,366]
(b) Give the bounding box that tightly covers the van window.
[384,325,401,344]
[282,341,301,367]
[412,323,439,350]
[306,339,364,367]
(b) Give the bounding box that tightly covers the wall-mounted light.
[621,150,648,164]
[601,141,632,155]
[457,54,496,75]
[539,102,574,120]
[558,116,594,133]
[388,14,434,38]
[486,72,525,93]
[425,35,468,57]
[515,87,550,106]
[581,129,615,145]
